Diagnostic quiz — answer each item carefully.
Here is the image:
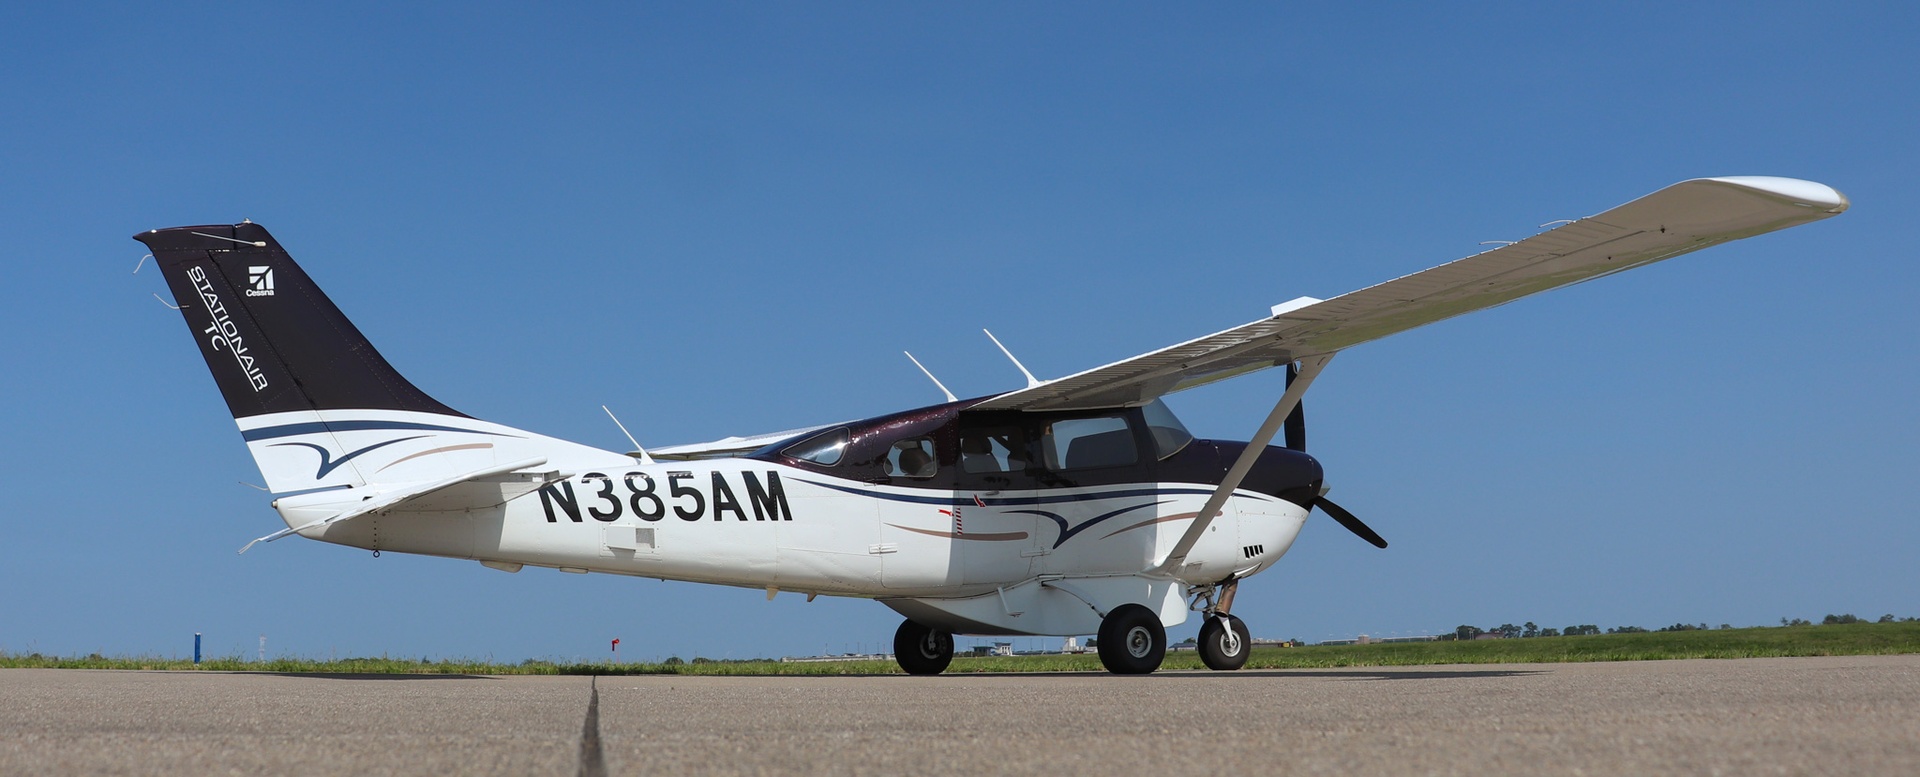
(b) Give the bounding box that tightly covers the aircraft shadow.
[627,667,1548,681]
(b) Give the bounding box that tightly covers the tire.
[1198,614,1252,671]
[893,619,954,675]
[1096,604,1166,675]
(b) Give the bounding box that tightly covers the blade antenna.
[904,352,958,403]
[983,329,1042,389]
[602,405,655,465]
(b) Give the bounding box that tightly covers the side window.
[1041,415,1138,471]
[960,427,1030,474]
[885,437,937,478]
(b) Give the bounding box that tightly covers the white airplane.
[138,176,1845,675]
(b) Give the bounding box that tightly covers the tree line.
[1441,613,1914,641]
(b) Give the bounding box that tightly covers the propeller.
[1285,362,1385,548]
[1283,362,1306,451]
[1313,495,1387,549]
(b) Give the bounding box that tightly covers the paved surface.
[4,655,1919,775]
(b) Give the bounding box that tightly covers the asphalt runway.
[4,655,1918,775]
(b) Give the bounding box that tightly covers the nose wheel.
[1198,613,1252,670]
[1187,577,1255,671]
[893,619,954,675]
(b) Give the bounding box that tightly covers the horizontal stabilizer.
[241,457,560,553]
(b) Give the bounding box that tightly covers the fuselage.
[273,398,1323,602]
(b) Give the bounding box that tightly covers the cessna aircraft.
[138,176,1845,675]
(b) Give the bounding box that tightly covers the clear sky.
[2,3,1913,662]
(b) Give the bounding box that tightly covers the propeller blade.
[1315,496,1387,549]
[1284,362,1306,451]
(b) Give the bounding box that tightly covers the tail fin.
[136,223,462,419]
[137,222,623,495]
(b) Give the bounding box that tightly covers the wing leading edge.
[971,176,1848,413]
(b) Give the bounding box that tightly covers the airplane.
[136,176,1846,675]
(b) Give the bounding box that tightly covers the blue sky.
[3,3,1913,661]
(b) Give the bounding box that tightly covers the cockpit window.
[1141,399,1194,460]
[1042,414,1138,470]
[782,427,850,466]
[886,437,937,478]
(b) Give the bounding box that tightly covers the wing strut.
[1153,353,1334,574]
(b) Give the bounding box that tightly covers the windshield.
[1141,399,1193,460]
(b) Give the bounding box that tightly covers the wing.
[648,421,845,461]
[971,176,1847,412]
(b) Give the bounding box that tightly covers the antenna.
[983,329,1042,389]
[601,405,655,465]
[189,231,267,247]
[904,352,958,402]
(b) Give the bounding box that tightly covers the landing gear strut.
[1190,577,1252,671]
[893,619,954,675]
[1096,604,1166,674]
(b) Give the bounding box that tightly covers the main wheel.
[1198,614,1252,671]
[1096,604,1166,675]
[893,619,954,675]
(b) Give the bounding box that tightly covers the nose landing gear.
[1197,613,1252,670]
[1189,577,1253,671]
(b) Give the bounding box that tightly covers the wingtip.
[1703,176,1849,214]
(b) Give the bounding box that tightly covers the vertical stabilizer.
[136,223,462,420]
[136,223,625,495]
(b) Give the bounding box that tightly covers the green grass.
[6,622,1917,676]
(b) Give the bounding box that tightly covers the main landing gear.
[1095,604,1167,674]
[893,619,954,675]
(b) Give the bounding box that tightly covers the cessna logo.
[246,266,275,297]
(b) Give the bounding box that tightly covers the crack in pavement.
[577,676,606,777]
